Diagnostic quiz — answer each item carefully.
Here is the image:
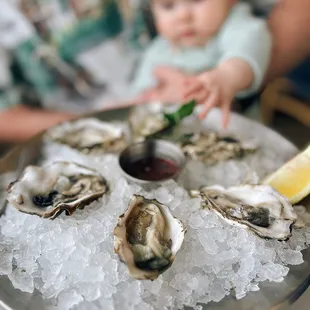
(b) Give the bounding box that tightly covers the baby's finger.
[199,89,219,120]
[184,76,198,86]
[183,81,203,97]
[221,101,231,129]
[183,88,209,104]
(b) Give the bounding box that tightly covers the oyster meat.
[47,118,127,154]
[129,103,168,142]
[180,132,257,165]
[7,161,109,219]
[191,185,297,240]
[114,195,186,280]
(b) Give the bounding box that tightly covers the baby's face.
[152,0,236,47]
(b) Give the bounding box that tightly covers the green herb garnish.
[164,100,196,126]
[146,100,196,140]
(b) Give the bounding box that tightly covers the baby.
[132,0,272,127]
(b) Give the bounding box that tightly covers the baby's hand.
[136,66,192,104]
[182,70,237,128]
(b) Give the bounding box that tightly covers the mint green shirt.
[132,3,272,98]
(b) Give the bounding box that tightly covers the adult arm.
[265,0,310,82]
[0,105,75,143]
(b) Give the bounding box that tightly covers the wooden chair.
[260,78,310,127]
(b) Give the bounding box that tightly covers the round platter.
[0,106,309,310]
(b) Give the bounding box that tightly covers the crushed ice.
[0,130,310,310]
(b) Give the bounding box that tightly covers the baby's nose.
[176,5,191,21]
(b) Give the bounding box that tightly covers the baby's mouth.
[180,30,196,38]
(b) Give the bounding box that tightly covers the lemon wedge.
[264,144,310,204]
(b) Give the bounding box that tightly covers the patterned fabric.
[0,0,123,111]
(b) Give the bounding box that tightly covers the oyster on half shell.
[114,195,186,280]
[191,185,297,240]
[129,103,168,142]
[180,132,257,165]
[7,161,109,219]
[47,118,127,154]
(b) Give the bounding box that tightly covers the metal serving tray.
[0,106,309,310]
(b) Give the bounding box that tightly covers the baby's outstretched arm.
[183,59,254,128]
[183,5,272,128]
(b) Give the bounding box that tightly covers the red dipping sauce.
[122,157,180,181]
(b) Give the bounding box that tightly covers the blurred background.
[0,0,309,152]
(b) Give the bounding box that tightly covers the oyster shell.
[47,118,127,154]
[191,185,297,240]
[129,103,168,142]
[294,205,310,228]
[114,195,186,280]
[180,132,257,165]
[7,161,109,219]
